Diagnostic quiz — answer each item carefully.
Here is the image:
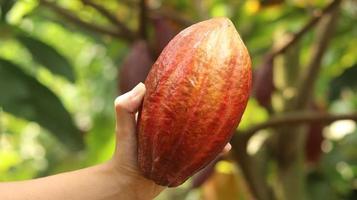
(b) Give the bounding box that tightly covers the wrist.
[105,160,165,200]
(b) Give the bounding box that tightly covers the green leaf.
[0,0,15,21]
[16,34,75,82]
[238,98,269,131]
[329,64,357,101]
[0,58,84,150]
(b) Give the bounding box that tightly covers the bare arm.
[0,83,230,200]
[0,83,163,200]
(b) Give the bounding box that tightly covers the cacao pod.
[305,122,324,164]
[253,55,274,109]
[137,17,252,187]
[191,156,221,188]
[119,40,153,94]
[305,102,325,165]
[152,16,180,57]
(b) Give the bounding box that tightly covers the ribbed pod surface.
[137,17,252,187]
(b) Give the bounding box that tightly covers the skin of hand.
[0,82,231,200]
[109,82,165,199]
[110,82,230,199]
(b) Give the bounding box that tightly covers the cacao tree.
[0,0,356,199]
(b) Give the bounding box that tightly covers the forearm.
[0,161,163,200]
[0,84,166,200]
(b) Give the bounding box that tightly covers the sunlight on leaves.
[0,135,21,172]
[7,0,37,24]
[215,161,235,174]
[211,3,229,17]
[247,130,270,155]
[244,0,260,15]
[238,98,269,131]
[323,120,356,141]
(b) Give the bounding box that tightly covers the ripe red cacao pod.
[119,40,153,94]
[305,122,324,164]
[137,17,252,187]
[305,102,325,165]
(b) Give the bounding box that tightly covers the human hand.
[109,83,163,199]
[109,83,231,199]
[0,83,230,200]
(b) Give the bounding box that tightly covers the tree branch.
[150,8,193,27]
[39,0,135,41]
[294,3,340,108]
[231,135,272,200]
[240,112,357,140]
[118,0,138,7]
[253,0,342,107]
[117,0,193,27]
[139,0,148,39]
[80,0,134,37]
[231,111,357,199]
[235,1,342,199]
[270,0,342,57]
[193,0,209,20]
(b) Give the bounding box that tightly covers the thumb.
[115,82,146,140]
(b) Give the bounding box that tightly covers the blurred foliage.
[0,0,356,199]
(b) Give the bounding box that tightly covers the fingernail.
[227,143,232,150]
[114,83,145,107]
[130,82,146,99]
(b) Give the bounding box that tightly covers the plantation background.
[0,0,356,199]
